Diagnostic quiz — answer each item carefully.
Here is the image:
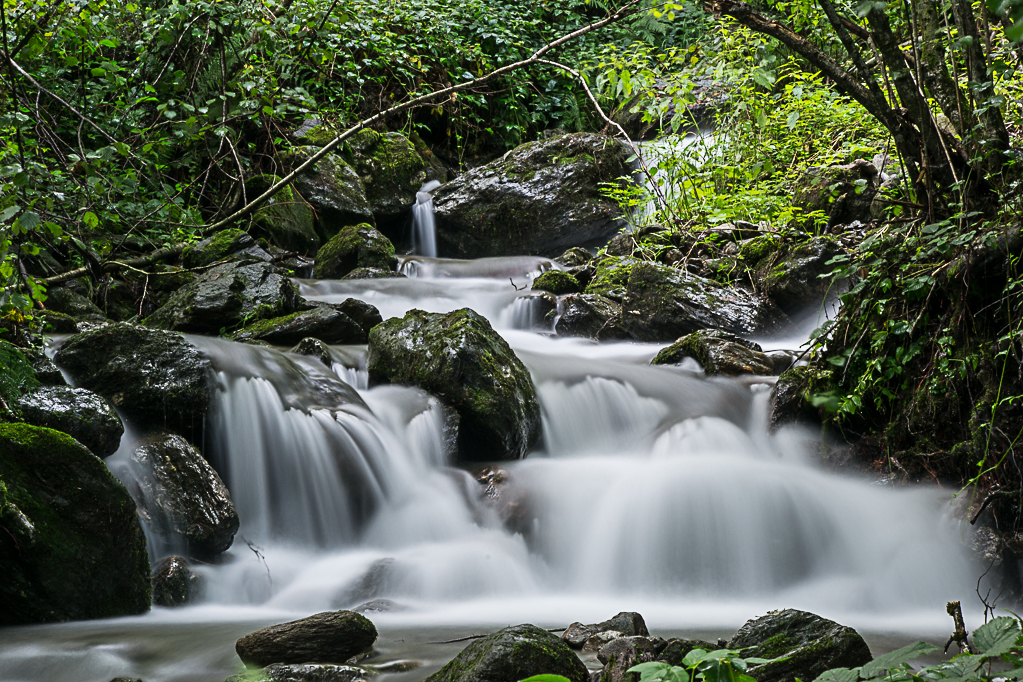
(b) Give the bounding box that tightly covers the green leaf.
[813,668,860,682]
[974,616,1020,657]
[0,205,19,223]
[519,676,572,682]
[859,641,938,678]
[14,210,40,233]
[83,211,99,229]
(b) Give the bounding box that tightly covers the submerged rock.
[230,306,367,346]
[146,260,300,334]
[652,329,775,376]
[728,609,872,682]
[235,610,378,666]
[0,423,150,625]
[433,133,634,258]
[555,293,628,340]
[55,324,214,437]
[368,308,541,461]
[181,228,272,269]
[756,237,842,315]
[313,224,396,279]
[132,433,239,558]
[15,385,124,457]
[425,624,588,682]
[151,555,203,607]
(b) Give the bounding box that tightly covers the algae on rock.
[314,224,396,279]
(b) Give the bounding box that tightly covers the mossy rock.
[555,293,628,340]
[235,610,378,666]
[728,609,872,682]
[226,663,371,682]
[351,130,427,235]
[584,256,642,302]
[314,224,395,279]
[755,236,843,314]
[0,423,150,625]
[426,624,588,682]
[791,160,878,226]
[739,234,784,265]
[293,117,340,147]
[288,147,375,242]
[181,228,271,269]
[44,287,107,323]
[15,386,124,457]
[368,308,541,461]
[555,247,593,267]
[247,175,319,256]
[229,306,367,346]
[341,267,406,280]
[35,310,79,335]
[652,329,774,376]
[532,270,581,295]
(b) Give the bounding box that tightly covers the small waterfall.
[412,180,442,257]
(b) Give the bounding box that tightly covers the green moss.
[228,311,303,340]
[248,175,319,255]
[181,228,250,269]
[584,256,640,301]
[531,270,580,295]
[739,234,783,265]
[314,223,395,279]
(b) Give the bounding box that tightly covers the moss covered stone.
[584,256,642,302]
[181,228,271,269]
[235,610,378,666]
[247,175,319,255]
[532,269,581,295]
[755,236,843,314]
[739,234,784,265]
[314,224,395,279]
[229,305,367,346]
[0,423,150,625]
[652,329,774,376]
[44,286,107,323]
[368,308,541,461]
[351,130,427,234]
[341,267,406,280]
[288,147,375,242]
[426,624,588,682]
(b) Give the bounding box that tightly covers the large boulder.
[349,129,427,234]
[555,293,629,340]
[151,555,203,607]
[596,637,715,682]
[728,609,872,682]
[584,256,642,302]
[146,260,300,333]
[0,423,150,625]
[230,306,367,346]
[235,610,378,666]
[247,175,320,255]
[131,433,239,558]
[289,148,376,241]
[55,324,214,437]
[792,160,879,227]
[425,624,588,682]
[756,237,843,314]
[619,262,779,342]
[45,286,107,323]
[433,133,634,258]
[181,228,272,269]
[15,386,124,457]
[652,329,775,376]
[313,224,396,280]
[368,308,541,460]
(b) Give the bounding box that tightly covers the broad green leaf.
[0,205,19,223]
[519,676,572,682]
[83,211,100,229]
[859,641,938,678]
[14,211,40,233]
[974,616,1020,657]
[813,668,860,682]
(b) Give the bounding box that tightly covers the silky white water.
[411,180,442,257]
[1,254,978,682]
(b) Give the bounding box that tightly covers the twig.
[242,536,272,589]
[510,277,526,291]
[943,600,975,654]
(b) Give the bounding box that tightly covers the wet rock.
[132,433,239,558]
[792,160,879,227]
[98,279,142,322]
[36,310,79,335]
[341,268,406,280]
[290,337,334,367]
[55,323,214,437]
[247,175,320,255]
[728,609,872,682]
[12,343,67,386]
[235,610,378,666]
[314,224,396,279]
[584,631,626,651]
[15,386,123,457]
[555,247,593,267]
[562,612,649,650]
[652,329,775,376]
[146,260,300,334]
[230,306,367,346]
[434,133,634,258]
[620,262,779,342]
[532,270,581,295]
[596,637,714,682]
[756,237,843,315]
[45,286,107,323]
[738,234,784,267]
[517,292,558,331]
[769,367,818,430]
[349,129,427,235]
[151,555,203,607]
[584,257,642,302]
[288,148,376,240]
[0,423,150,625]
[227,663,372,682]
[555,293,628,340]
[181,228,273,269]
[351,599,407,615]
[333,558,397,608]
[425,624,588,682]
[368,308,541,461]
[332,299,383,336]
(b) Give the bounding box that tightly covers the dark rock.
[331,299,383,337]
[15,386,124,457]
[37,310,79,335]
[368,308,541,461]
[288,148,376,240]
[45,287,107,323]
[584,631,626,651]
[55,323,214,437]
[620,262,779,342]
[434,133,634,258]
[517,292,558,331]
[756,237,843,315]
[739,234,784,267]
[227,663,371,682]
[792,160,879,227]
[235,610,378,666]
[349,129,427,235]
[146,260,300,333]
[230,306,367,346]
[769,367,818,430]
[728,609,872,682]
[532,270,581,295]
[290,337,334,367]
[554,247,593,267]
[584,257,642,302]
[180,228,272,269]
[151,555,202,607]
[562,612,649,650]
[563,622,595,649]
[0,423,150,625]
[555,293,628,340]
[109,678,144,682]
[247,175,320,255]
[314,224,396,279]
[16,344,67,386]
[596,637,713,682]
[132,433,239,558]
[341,268,406,280]
[425,624,588,682]
[652,329,775,376]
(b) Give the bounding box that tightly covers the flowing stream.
[0,249,976,682]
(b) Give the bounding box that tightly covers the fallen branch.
[42,242,188,285]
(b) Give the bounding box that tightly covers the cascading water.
[1,254,978,682]
[411,180,442,257]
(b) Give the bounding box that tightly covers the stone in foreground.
[425,624,588,682]
[235,610,377,666]
[152,555,203,607]
[15,385,124,457]
[314,224,395,279]
[367,308,541,461]
[652,329,775,376]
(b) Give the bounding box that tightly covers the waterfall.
[412,180,442,257]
